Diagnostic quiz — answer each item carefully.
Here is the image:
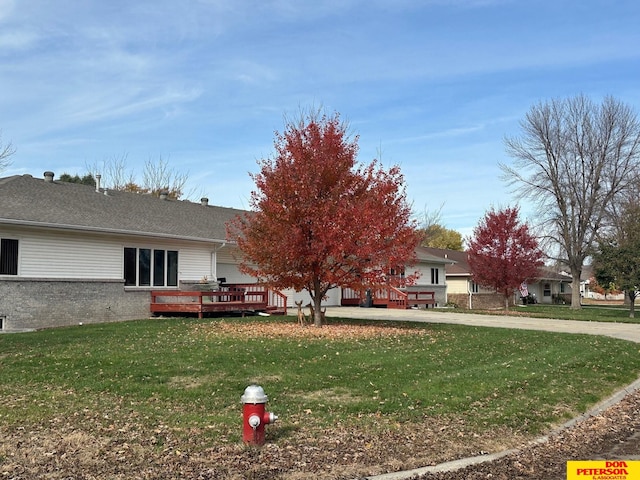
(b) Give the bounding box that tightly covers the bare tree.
[501,95,640,309]
[142,156,189,199]
[85,154,195,200]
[85,154,135,190]
[0,132,16,173]
[418,202,445,231]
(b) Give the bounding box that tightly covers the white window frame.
[124,247,178,287]
[430,267,439,285]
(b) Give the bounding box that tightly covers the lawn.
[0,316,639,479]
[448,302,640,323]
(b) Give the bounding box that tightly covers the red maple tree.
[227,111,421,326]
[467,207,543,310]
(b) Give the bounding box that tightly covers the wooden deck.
[150,284,287,318]
[341,287,435,309]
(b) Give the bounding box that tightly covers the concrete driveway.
[324,306,640,343]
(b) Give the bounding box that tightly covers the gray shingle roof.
[414,246,456,265]
[421,246,572,283]
[0,174,245,243]
[420,246,468,274]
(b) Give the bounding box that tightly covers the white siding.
[19,231,122,279]
[178,248,216,281]
[3,225,229,282]
[216,246,241,264]
[217,263,255,283]
[215,245,253,282]
[214,244,341,305]
[284,288,341,308]
[412,264,431,285]
[411,263,445,286]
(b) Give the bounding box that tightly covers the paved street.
[324,306,640,343]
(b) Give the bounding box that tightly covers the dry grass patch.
[292,387,362,405]
[192,319,432,340]
[168,374,223,389]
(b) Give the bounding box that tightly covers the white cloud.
[0,29,38,50]
[0,0,16,22]
[2,0,640,233]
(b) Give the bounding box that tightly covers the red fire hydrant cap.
[241,384,268,404]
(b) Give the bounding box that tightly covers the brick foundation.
[0,278,150,331]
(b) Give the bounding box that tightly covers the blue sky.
[1,0,639,237]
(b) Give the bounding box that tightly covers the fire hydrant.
[241,384,278,446]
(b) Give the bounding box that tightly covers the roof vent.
[43,171,54,183]
[201,197,209,206]
[159,190,169,200]
[95,174,101,192]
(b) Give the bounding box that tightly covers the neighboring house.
[420,247,498,309]
[409,246,455,307]
[578,264,625,300]
[420,247,573,308]
[580,264,594,299]
[0,172,252,331]
[339,246,454,308]
[525,267,572,305]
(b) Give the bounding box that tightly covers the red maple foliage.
[227,111,421,325]
[467,207,543,310]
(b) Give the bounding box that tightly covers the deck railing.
[229,283,287,315]
[268,289,288,315]
[150,283,287,317]
[341,285,409,309]
[387,286,408,309]
[341,287,363,306]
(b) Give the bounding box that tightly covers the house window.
[0,238,19,275]
[430,268,439,285]
[153,250,165,286]
[0,316,4,330]
[167,250,178,286]
[560,282,565,294]
[389,267,405,278]
[543,283,551,297]
[124,247,178,287]
[139,248,151,286]
[124,248,137,286]
[471,282,480,293]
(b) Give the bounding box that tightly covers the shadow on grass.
[268,423,301,442]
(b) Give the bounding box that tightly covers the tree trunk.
[629,291,636,319]
[313,294,323,327]
[570,271,582,309]
[504,295,509,311]
[311,276,325,327]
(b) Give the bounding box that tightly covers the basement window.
[0,316,4,330]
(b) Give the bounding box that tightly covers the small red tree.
[467,207,543,310]
[227,110,421,326]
